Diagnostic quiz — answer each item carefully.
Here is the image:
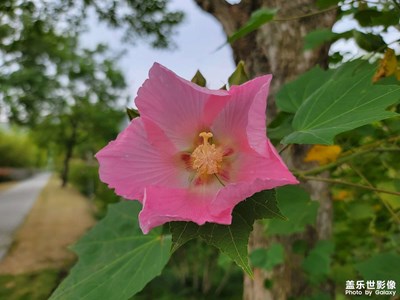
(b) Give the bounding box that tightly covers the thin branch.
[348,163,400,225]
[278,144,291,155]
[300,175,400,197]
[299,136,400,176]
[273,5,338,22]
[392,0,400,11]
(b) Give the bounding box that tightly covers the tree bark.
[195,1,336,299]
[61,120,78,187]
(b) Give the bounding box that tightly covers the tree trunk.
[61,121,78,187]
[194,1,336,299]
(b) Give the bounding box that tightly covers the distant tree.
[31,43,126,186]
[0,0,183,125]
[0,0,183,185]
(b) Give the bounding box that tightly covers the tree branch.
[348,163,400,225]
[300,175,400,197]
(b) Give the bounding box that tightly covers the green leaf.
[50,201,172,300]
[191,70,207,87]
[227,8,277,45]
[346,202,374,219]
[280,61,400,144]
[126,107,139,120]
[228,61,249,87]
[170,190,283,276]
[170,221,200,253]
[302,240,334,283]
[354,9,400,28]
[250,243,285,270]
[276,67,332,113]
[267,186,318,235]
[303,29,338,50]
[353,30,386,52]
[377,181,400,210]
[267,112,294,141]
[356,252,400,285]
[316,0,340,9]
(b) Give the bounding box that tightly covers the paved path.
[0,172,52,261]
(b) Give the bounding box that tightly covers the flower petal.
[135,63,229,150]
[211,75,272,155]
[212,140,298,215]
[95,118,188,202]
[139,186,231,234]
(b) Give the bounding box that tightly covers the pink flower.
[96,63,298,234]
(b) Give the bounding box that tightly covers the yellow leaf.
[304,145,342,165]
[395,64,400,81]
[333,190,353,201]
[372,48,398,83]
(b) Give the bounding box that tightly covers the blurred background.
[0,0,399,299]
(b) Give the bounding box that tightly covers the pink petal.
[135,63,230,150]
[139,186,231,234]
[95,118,188,202]
[211,75,272,155]
[213,141,298,215]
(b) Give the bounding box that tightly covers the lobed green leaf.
[170,190,283,276]
[267,185,319,235]
[278,60,400,145]
[50,201,171,300]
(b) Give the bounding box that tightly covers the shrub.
[69,160,120,218]
[0,127,45,168]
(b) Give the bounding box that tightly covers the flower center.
[191,132,223,177]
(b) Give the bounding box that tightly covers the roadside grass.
[0,269,64,300]
[0,174,95,299]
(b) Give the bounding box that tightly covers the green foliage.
[228,61,249,87]
[126,107,140,121]
[267,186,319,235]
[346,202,374,220]
[303,29,338,50]
[276,67,330,113]
[227,8,277,45]
[50,201,172,300]
[278,61,400,144]
[316,0,340,9]
[137,242,243,300]
[353,31,386,53]
[170,190,284,276]
[0,127,44,168]
[250,243,285,271]
[267,112,294,142]
[356,252,400,286]
[302,240,334,284]
[0,269,63,300]
[69,160,120,218]
[354,9,400,28]
[191,70,207,87]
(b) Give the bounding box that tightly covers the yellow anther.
[191,132,223,176]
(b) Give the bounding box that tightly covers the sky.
[81,0,236,105]
[81,0,400,109]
